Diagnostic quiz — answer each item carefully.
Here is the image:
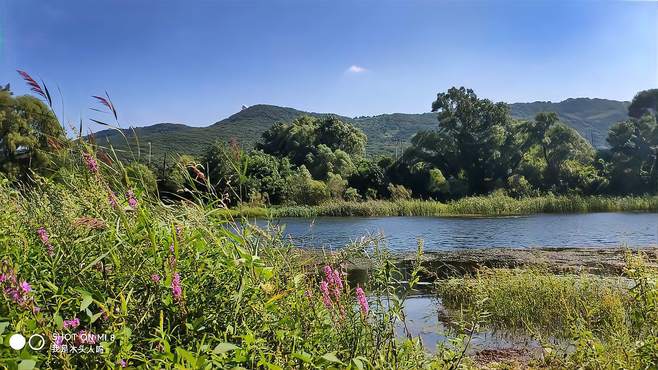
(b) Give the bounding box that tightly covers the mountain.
[94,98,629,164]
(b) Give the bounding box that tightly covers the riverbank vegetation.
[2,72,658,368]
[3,74,658,214]
[437,253,658,368]
[228,194,658,218]
[150,87,658,213]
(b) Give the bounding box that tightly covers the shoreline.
[226,195,658,218]
[335,246,658,278]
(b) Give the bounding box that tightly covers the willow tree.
[0,88,66,179]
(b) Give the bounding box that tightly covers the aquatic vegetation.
[437,256,658,368]
[231,194,658,218]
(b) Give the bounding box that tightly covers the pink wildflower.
[108,192,118,208]
[356,287,369,316]
[323,265,334,285]
[37,227,54,256]
[119,359,127,368]
[63,317,80,329]
[332,269,343,298]
[150,274,160,283]
[37,227,49,244]
[82,152,99,173]
[126,190,137,209]
[320,281,332,309]
[20,281,31,293]
[171,273,182,302]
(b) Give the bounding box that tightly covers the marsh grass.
[437,269,629,338]
[232,194,658,218]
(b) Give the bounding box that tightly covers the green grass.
[436,258,658,369]
[0,148,466,369]
[437,269,629,337]
[232,194,658,218]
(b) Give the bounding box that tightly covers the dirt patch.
[397,247,658,278]
[472,348,535,369]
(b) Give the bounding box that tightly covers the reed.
[234,194,658,218]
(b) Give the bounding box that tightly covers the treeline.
[156,87,658,206]
[2,81,658,206]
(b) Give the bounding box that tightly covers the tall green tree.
[0,89,66,179]
[517,113,602,194]
[606,114,658,194]
[628,89,658,119]
[258,115,366,179]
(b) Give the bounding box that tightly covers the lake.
[255,212,658,251]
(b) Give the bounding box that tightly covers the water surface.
[255,213,658,251]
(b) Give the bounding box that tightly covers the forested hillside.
[94,98,628,162]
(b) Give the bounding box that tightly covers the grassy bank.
[0,156,472,369]
[230,194,658,218]
[436,255,658,369]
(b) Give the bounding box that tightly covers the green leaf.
[80,294,93,311]
[18,360,36,370]
[321,352,343,364]
[0,322,8,335]
[292,351,312,363]
[212,342,239,354]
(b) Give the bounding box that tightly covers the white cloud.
[346,65,368,73]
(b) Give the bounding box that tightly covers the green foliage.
[0,148,462,369]
[0,89,67,180]
[628,88,658,119]
[437,255,658,369]
[123,162,158,195]
[387,183,412,201]
[285,166,330,205]
[606,114,658,194]
[258,115,365,180]
[94,99,629,162]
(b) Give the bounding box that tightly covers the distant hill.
[94,98,629,164]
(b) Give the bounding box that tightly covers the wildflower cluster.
[0,262,38,312]
[37,227,54,256]
[82,152,99,173]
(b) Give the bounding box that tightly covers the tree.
[516,113,603,194]
[258,115,366,180]
[0,89,66,179]
[606,114,658,194]
[628,89,658,119]
[395,87,524,197]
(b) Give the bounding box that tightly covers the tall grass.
[233,194,658,218]
[436,256,658,369]
[0,146,472,369]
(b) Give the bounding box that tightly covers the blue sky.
[1,0,656,130]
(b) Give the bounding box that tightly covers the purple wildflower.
[171,273,182,302]
[108,192,118,208]
[323,265,334,285]
[63,317,80,329]
[169,243,174,253]
[150,274,160,284]
[37,227,54,256]
[20,281,31,293]
[126,190,137,209]
[54,335,64,347]
[82,152,99,173]
[356,287,369,316]
[0,274,6,283]
[332,269,343,298]
[320,281,332,309]
[119,359,127,368]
